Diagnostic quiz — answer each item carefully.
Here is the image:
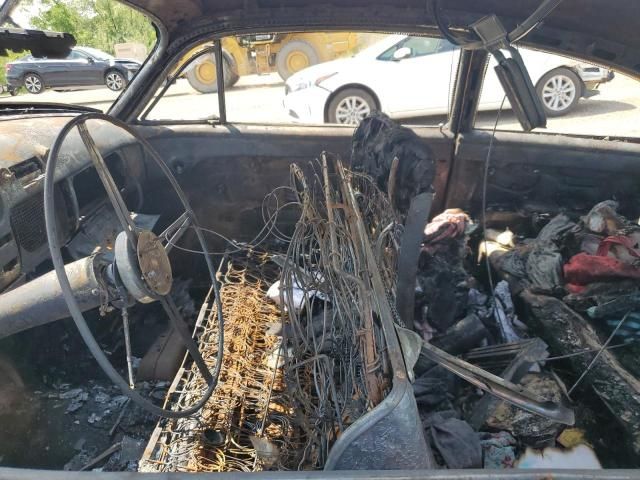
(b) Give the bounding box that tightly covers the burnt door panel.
[132,123,455,277]
[446,130,640,220]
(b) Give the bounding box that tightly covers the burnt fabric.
[524,214,574,292]
[416,254,469,333]
[423,411,482,469]
[424,209,469,245]
[413,366,456,410]
[490,214,574,294]
[597,235,640,263]
[415,208,472,334]
[564,252,640,293]
[350,112,435,214]
[525,244,564,293]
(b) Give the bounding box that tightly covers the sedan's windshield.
[0,0,155,111]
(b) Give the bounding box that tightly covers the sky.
[10,1,42,28]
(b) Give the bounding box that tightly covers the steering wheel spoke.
[159,295,213,384]
[161,211,192,253]
[77,120,138,248]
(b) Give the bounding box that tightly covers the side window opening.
[140,43,222,123]
[141,32,459,128]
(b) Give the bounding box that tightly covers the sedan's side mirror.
[86,57,95,64]
[392,47,412,61]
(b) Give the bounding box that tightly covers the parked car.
[283,35,615,124]
[5,46,141,94]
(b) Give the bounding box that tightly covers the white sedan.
[283,35,614,125]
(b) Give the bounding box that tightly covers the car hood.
[287,56,365,86]
[122,0,640,79]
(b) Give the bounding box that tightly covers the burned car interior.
[1,0,640,477]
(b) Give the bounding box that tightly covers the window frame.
[137,42,225,125]
[469,46,633,140]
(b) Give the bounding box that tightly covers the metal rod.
[568,311,632,395]
[77,121,138,249]
[122,307,135,389]
[419,339,575,425]
[214,39,227,123]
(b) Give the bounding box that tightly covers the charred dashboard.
[0,115,146,291]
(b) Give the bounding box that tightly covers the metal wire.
[140,253,300,472]
[277,154,399,467]
[163,187,300,256]
[140,159,399,472]
[567,311,632,395]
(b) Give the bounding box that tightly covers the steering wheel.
[44,112,223,418]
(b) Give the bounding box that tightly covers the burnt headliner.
[124,0,640,76]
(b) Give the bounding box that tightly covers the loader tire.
[186,53,236,93]
[276,40,319,80]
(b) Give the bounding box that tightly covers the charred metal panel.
[0,115,147,288]
[136,124,453,279]
[447,130,640,221]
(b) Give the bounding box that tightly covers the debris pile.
[405,208,579,469]
[349,113,639,469]
[137,114,640,470]
[488,200,640,461]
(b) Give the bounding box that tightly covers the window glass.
[0,0,155,111]
[476,49,640,138]
[379,37,455,61]
[78,47,114,61]
[67,50,85,60]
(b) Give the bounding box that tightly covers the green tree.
[31,1,90,44]
[30,0,156,55]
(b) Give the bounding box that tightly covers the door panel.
[133,123,455,277]
[69,52,103,85]
[40,59,68,86]
[66,59,96,85]
[446,130,640,223]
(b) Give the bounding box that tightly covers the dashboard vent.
[11,194,47,252]
[9,157,43,185]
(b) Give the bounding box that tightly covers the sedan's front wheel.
[24,73,43,94]
[328,88,376,125]
[536,68,582,117]
[105,70,127,91]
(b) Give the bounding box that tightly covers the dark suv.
[5,46,141,94]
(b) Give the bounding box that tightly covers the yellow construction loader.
[185,32,358,93]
